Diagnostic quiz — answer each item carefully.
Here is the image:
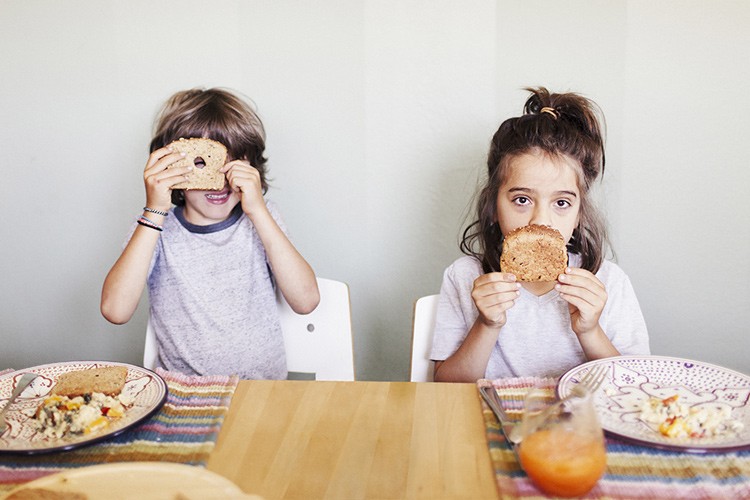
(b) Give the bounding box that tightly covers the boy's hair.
[461,87,609,274]
[150,88,268,206]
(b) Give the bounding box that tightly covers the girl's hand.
[471,272,521,329]
[221,160,264,216]
[556,267,607,337]
[143,147,191,211]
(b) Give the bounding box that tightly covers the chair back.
[143,317,158,371]
[144,277,355,381]
[278,277,355,381]
[410,294,440,382]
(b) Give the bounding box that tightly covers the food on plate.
[5,488,88,499]
[35,392,130,439]
[34,366,132,439]
[639,394,744,438]
[500,224,568,282]
[51,366,127,398]
[519,426,606,497]
[167,137,228,190]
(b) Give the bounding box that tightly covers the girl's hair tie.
[540,106,559,119]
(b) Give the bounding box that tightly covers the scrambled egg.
[35,392,128,439]
[639,395,744,439]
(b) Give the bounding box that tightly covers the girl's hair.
[150,88,268,206]
[461,87,609,274]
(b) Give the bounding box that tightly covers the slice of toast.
[167,137,228,190]
[500,224,568,282]
[51,366,128,398]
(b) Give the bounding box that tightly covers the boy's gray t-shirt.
[430,254,650,379]
[144,201,287,379]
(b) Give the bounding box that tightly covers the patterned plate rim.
[557,355,750,453]
[0,361,167,455]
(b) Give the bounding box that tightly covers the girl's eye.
[513,196,530,206]
[555,199,571,208]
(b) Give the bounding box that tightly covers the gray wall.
[1,1,748,379]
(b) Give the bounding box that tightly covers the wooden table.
[207,380,498,499]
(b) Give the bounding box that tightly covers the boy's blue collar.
[173,202,243,234]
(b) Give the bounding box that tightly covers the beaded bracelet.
[137,215,163,232]
[143,206,169,217]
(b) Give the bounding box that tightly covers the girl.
[431,87,649,382]
[101,88,319,379]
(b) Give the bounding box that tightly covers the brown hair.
[461,87,609,274]
[149,88,268,206]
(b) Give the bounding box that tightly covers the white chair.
[143,277,356,381]
[277,278,355,381]
[410,294,440,382]
[143,317,158,372]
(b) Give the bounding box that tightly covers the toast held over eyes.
[167,138,228,191]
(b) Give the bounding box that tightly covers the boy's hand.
[221,160,264,216]
[472,272,521,328]
[143,146,190,211]
[556,267,607,337]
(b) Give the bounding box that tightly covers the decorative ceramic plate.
[2,462,259,499]
[0,361,167,454]
[557,356,750,453]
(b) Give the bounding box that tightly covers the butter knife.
[479,385,522,460]
[0,372,37,432]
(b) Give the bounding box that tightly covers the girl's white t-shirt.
[430,254,650,379]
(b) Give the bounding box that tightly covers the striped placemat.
[0,368,238,494]
[478,377,750,499]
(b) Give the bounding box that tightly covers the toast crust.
[167,138,228,190]
[5,488,87,500]
[500,224,568,282]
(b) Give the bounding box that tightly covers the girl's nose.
[529,206,552,227]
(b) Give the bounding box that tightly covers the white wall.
[1,1,748,379]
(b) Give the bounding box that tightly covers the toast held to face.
[167,138,228,190]
[500,224,568,282]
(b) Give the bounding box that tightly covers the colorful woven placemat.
[478,377,750,499]
[0,368,238,494]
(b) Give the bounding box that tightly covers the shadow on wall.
[352,153,482,381]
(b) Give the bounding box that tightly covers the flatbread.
[500,224,568,282]
[51,366,128,398]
